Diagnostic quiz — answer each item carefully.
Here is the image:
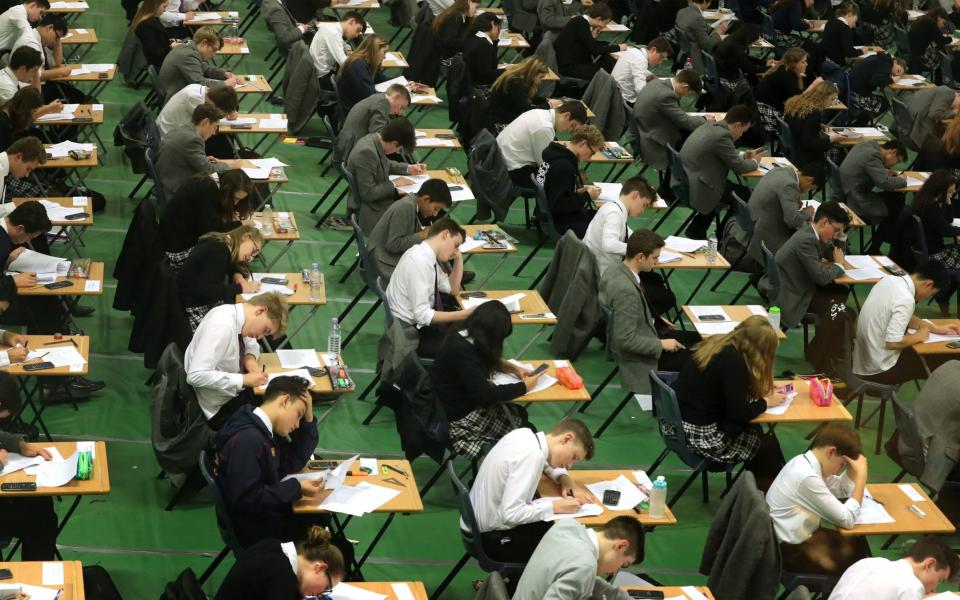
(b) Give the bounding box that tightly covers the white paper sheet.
[854,489,895,525]
[84,280,100,292]
[37,346,86,369]
[664,236,706,253]
[904,175,927,187]
[384,52,403,62]
[585,475,647,510]
[747,305,767,316]
[0,584,61,600]
[258,118,287,129]
[843,255,878,269]
[688,306,730,321]
[843,267,885,281]
[258,369,317,389]
[38,199,79,221]
[391,583,417,600]
[899,483,926,502]
[693,321,738,335]
[681,587,711,600]
[220,117,257,126]
[247,158,288,169]
[458,238,485,253]
[320,481,400,515]
[632,470,654,489]
[763,391,798,416]
[802,199,821,211]
[411,94,442,103]
[461,292,526,313]
[0,452,45,475]
[875,255,895,267]
[330,582,388,600]
[417,137,456,147]
[35,451,78,487]
[42,562,64,585]
[241,166,271,180]
[375,76,408,92]
[532,497,605,520]
[449,184,474,202]
[490,360,558,395]
[9,249,69,275]
[657,250,683,264]
[919,331,960,344]
[276,349,321,369]
[325,454,360,490]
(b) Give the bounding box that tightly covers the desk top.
[498,32,530,49]
[896,171,931,192]
[538,469,678,526]
[833,255,899,285]
[184,10,240,25]
[827,126,890,145]
[56,65,116,82]
[35,104,104,126]
[839,483,955,536]
[256,211,300,241]
[0,561,85,600]
[220,158,288,182]
[41,147,98,169]
[0,441,109,498]
[805,18,826,32]
[234,75,272,94]
[0,335,89,377]
[741,156,797,178]
[382,51,409,69]
[48,2,87,12]
[62,28,97,44]
[410,87,442,105]
[17,262,104,297]
[564,141,633,164]
[293,459,423,514]
[337,582,428,600]
[220,113,289,134]
[911,318,960,356]
[657,252,731,271]
[682,305,786,339]
[236,273,324,305]
[623,587,715,599]
[752,379,853,424]
[257,351,354,395]
[461,224,517,255]
[13,197,93,226]
[889,75,936,91]
[218,40,251,56]
[416,129,462,150]
[456,289,558,325]
[512,359,591,403]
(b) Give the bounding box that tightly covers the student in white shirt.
[853,260,959,386]
[583,176,655,275]
[468,419,595,563]
[829,536,959,600]
[158,0,202,28]
[0,0,46,53]
[184,292,289,429]
[11,13,70,83]
[766,422,871,575]
[496,100,587,187]
[610,37,671,105]
[309,12,366,86]
[0,46,41,104]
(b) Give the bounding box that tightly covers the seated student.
[909,172,960,312]
[487,57,557,129]
[156,83,238,138]
[178,225,264,331]
[0,46,42,104]
[336,34,389,114]
[784,80,836,169]
[747,163,821,265]
[0,0,46,53]
[158,0,201,30]
[552,3,627,81]
[900,361,960,494]
[676,0,730,73]
[433,0,478,59]
[131,0,183,72]
[756,48,820,133]
[766,423,871,576]
[771,0,812,48]
[908,9,951,76]
[537,0,580,34]
[713,23,768,89]
[431,302,541,459]
[336,83,410,161]
[157,27,244,100]
[0,87,57,152]
[468,419,594,563]
[537,124,604,238]
[853,260,959,386]
[846,54,905,126]
[367,178,452,280]
[11,14,71,87]
[309,11,365,87]
[680,104,762,240]
[156,104,229,200]
[820,3,865,66]
[345,117,424,235]
[838,139,907,254]
[184,292,288,429]
[214,375,324,547]
[0,135,44,204]
[611,37,671,106]
[497,100,587,188]
[830,536,958,600]
[906,85,960,168]
[583,176,654,275]
[513,517,643,600]
[214,525,345,600]
[462,12,501,89]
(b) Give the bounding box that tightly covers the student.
[158,0,202,29]
[468,419,594,563]
[433,0,478,58]
[336,34,389,114]
[680,104,762,239]
[713,23,768,88]
[156,83,238,138]
[770,0,812,48]
[157,27,244,100]
[900,361,960,493]
[184,292,288,428]
[156,103,228,200]
[513,517,644,600]
[0,87,55,151]
[837,139,907,254]
[632,68,705,182]
[345,117,424,235]
[820,3,864,65]
[462,12,501,88]
[908,8,951,76]
[131,0,180,71]
[0,135,44,203]
[431,302,541,458]
[537,0,581,33]
[553,3,627,81]
[215,524,345,600]
[261,0,315,60]
[214,375,323,547]
[611,37,671,105]
[336,83,410,161]
[846,54,905,125]
[487,57,557,129]
[11,14,70,85]
[583,176,655,275]
[537,124,604,238]
[0,0,47,53]
[675,0,730,73]
[910,173,960,315]
[783,80,836,169]
[747,163,821,264]
[309,11,365,86]
[159,170,252,270]
[756,48,820,133]
[906,86,960,166]
[766,423,871,575]
[830,536,958,599]
[367,178,452,280]
[0,46,42,104]
[178,225,264,331]
[497,100,587,187]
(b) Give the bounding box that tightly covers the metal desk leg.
[516,324,548,356]
[475,253,508,288]
[276,304,321,349]
[263,239,295,270]
[683,270,713,305]
[355,512,397,569]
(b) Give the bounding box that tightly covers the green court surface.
[24,2,946,597]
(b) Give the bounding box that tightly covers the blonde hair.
[944,116,960,155]
[691,315,778,398]
[570,125,604,151]
[192,26,222,48]
[246,291,289,334]
[339,34,388,78]
[784,80,837,119]
[199,224,264,278]
[491,57,549,99]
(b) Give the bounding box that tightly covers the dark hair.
[191,103,224,125]
[556,100,588,124]
[675,68,703,93]
[296,525,346,579]
[468,11,500,35]
[914,259,951,291]
[0,371,21,417]
[907,537,960,582]
[417,178,453,207]
[812,422,861,457]
[7,136,45,164]
[8,200,51,234]
[433,0,473,33]
[4,86,43,133]
[341,10,367,30]
[27,0,51,8]
[881,139,908,161]
[8,46,42,71]
[724,22,760,47]
[926,7,949,21]
[646,36,671,56]
[549,418,595,460]
[206,85,238,114]
[912,169,955,213]
[813,200,851,226]
[219,169,253,222]
[586,2,612,19]
[626,229,664,259]
[380,116,416,152]
[725,104,755,125]
[461,301,512,376]
[621,176,655,200]
[262,374,311,405]
[37,13,66,35]
[427,216,466,240]
[602,516,646,563]
[798,162,825,190]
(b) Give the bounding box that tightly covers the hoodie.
[536,142,593,221]
[214,404,319,547]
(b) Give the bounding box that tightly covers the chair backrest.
[891,98,914,144]
[701,50,718,89]
[758,9,775,40]
[600,303,618,362]
[732,191,752,236]
[144,146,167,207]
[530,173,562,242]
[147,65,165,106]
[673,26,691,57]
[911,214,929,265]
[350,213,383,292]
[198,450,245,555]
[649,370,710,468]
[666,144,689,205]
[895,26,910,56]
[374,274,394,326]
[338,162,363,215]
[776,116,795,161]
[624,98,642,156]
[145,114,161,152]
[941,52,956,88]
[826,156,843,202]
[446,460,521,571]
[760,240,780,299]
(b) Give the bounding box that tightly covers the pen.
[385,464,408,478]
[43,339,76,348]
[523,313,547,319]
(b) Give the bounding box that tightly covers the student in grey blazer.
[367,179,452,280]
[838,139,907,254]
[511,0,540,34]
[906,85,960,158]
[675,0,729,73]
[537,0,580,33]
[155,104,228,201]
[903,360,960,492]
[679,104,762,239]
[336,85,411,162]
[261,0,308,56]
[632,69,705,172]
[746,163,821,264]
[513,517,644,600]
[157,27,242,99]
[769,201,850,330]
[345,117,423,235]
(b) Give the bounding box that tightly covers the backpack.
[158,569,207,600]
[82,565,124,600]
[113,101,153,175]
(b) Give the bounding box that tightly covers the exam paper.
[919,331,960,344]
[190,11,221,19]
[899,483,926,502]
[258,369,317,389]
[843,255,878,269]
[258,118,288,129]
[38,199,80,221]
[461,292,526,313]
[0,584,61,600]
[411,94,442,103]
[904,175,927,187]
[657,250,683,264]
[448,184,475,202]
[320,481,400,515]
[241,167,271,180]
[330,582,388,600]
[459,238,486,253]
[42,561,64,585]
[585,475,647,510]
[39,346,87,369]
[9,249,70,275]
[0,452,45,475]
[764,390,798,416]
[532,497,605,520]
[688,306,731,321]
[490,359,558,394]
[276,349,321,369]
[842,267,885,281]
[417,138,456,147]
[596,181,622,202]
[35,451,78,487]
[220,117,257,126]
[384,52,402,62]
[632,470,654,489]
[747,305,767,316]
[375,76,408,92]
[854,490,895,525]
[392,583,417,600]
[681,587,711,600]
[664,236,707,253]
[693,321,738,335]
[326,454,360,489]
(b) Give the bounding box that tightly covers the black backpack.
[83,565,124,600]
[113,101,153,175]
[159,569,207,600]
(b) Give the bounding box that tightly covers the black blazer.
[756,67,804,112]
[908,16,950,74]
[462,33,500,86]
[553,16,618,73]
[787,109,829,167]
[159,176,240,254]
[488,77,549,125]
[918,201,960,255]
[436,13,469,57]
[848,52,894,96]
[714,38,766,80]
[214,539,300,600]
[176,237,243,308]
[675,344,766,435]
[135,17,175,70]
[336,58,386,114]
[820,18,860,65]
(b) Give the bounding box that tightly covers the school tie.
[238,334,246,373]
[433,265,442,311]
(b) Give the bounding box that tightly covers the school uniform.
[157,41,228,100]
[611,47,652,105]
[158,175,241,266]
[487,77,549,128]
[747,166,808,264]
[828,557,925,600]
[366,193,424,280]
[384,240,454,356]
[463,31,499,87]
[309,21,348,80]
[155,125,228,200]
[553,15,618,81]
[214,539,302,600]
[337,93,392,161]
[853,275,927,385]
[0,66,24,104]
[496,108,556,187]
[536,141,595,238]
[0,4,30,52]
[336,58,387,114]
[820,18,861,65]
[0,430,56,560]
[583,196,631,275]
[675,4,721,73]
[768,224,845,330]
[177,238,244,331]
[345,132,410,235]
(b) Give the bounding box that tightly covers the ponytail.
[297,526,346,579]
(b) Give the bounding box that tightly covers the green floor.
[29,3,947,597]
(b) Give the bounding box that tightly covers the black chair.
[709,191,755,302]
[701,50,719,97]
[143,146,168,211]
[891,98,917,151]
[653,144,695,233]
[340,214,386,349]
[775,116,795,163]
[196,450,245,585]
[512,173,562,280]
[894,26,910,56]
[328,163,361,267]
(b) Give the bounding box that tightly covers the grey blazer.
[512,519,632,600]
[903,360,960,492]
[599,262,662,394]
[156,126,227,200]
[747,167,808,264]
[906,85,954,152]
[157,42,227,99]
[511,0,541,33]
[680,120,758,215]
[676,4,720,73]
[633,78,705,170]
[346,132,409,235]
[773,225,843,329]
[537,0,580,32]
[838,140,907,222]
[337,94,391,163]
[366,193,421,280]
[261,0,303,55]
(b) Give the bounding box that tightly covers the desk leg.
[263,239,295,270]
[475,253,508,288]
[356,512,397,569]
[56,496,83,536]
[920,354,932,377]
[276,305,321,350]
[683,270,713,306]
[516,324,548,356]
[248,93,267,112]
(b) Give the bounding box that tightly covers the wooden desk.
[0,335,89,378]
[827,126,890,145]
[183,10,239,25]
[461,225,517,255]
[236,273,323,305]
[256,210,300,270]
[13,197,92,257]
[538,469,678,527]
[457,289,557,325]
[752,379,853,424]
[0,561,86,600]
[34,104,104,126]
[889,75,936,91]
[257,351,354,395]
[337,582,428,600]
[382,51,409,69]
[62,28,97,44]
[410,87,442,106]
[624,587,715,599]
[17,262,104,297]
[47,1,87,13]
[573,141,633,164]
[497,32,530,49]
[40,146,98,169]
[742,156,797,178]
[331,0,380,9]
[910,318,960,376]
[896,171,931,192]
[512,359,591,403]
[839,483,955,536]
[701,7,734,20]
[420,169,474,204]
[805,19,826,33]
[293,459,422,514]
[682,305,786,339]
[415,128,462,150]
[55,65,115,82]
[220,158,288,183]
[657,252,731,271]
[234,75,272,94]
[851,46,885,62]
[218,40,250,56]
[0,440,108,497]
[833,255,900,285]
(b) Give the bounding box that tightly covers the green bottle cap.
[770,306,780,313]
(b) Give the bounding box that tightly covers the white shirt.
[0,66,24,104]
[496,108,556,172]
[0,5,29,52]
[159,0,202,28]
[828,558,924,600]
[156,84,205,137]
[475,31,494,45]
[252,406,273,436]
[0,327,13,368]
[10,27,42,63]
[279,541,299,575]
[584,197,632,276]
[766,450,860,544]
[611,47,651,104]
[427,0,454,15]
[853,275,915,376]
[385,241,451,328]
[0,152,10,204]
[309,22,349,77]
[467,429,569,532]
[184,303,262,419]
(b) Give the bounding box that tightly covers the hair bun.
[307,525,332,546]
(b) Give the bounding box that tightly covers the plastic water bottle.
[684,57,693,70]
[706,234,717,264]
[500,15,509,38]
[768,306,781,331]
[262,204,274,236]
[327,317,341,356]
[649,476,667,519]
[719,0,726,10]
[228,23,240,45]
[310,262,323,301]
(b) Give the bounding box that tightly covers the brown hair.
[549,418,595,460]
[199,224,264,278]
[570,124,604,152]
[193,26,222,49]
[191,103,224,125]
[129,0,166,31]
[762,47,806,89]
[491,57,550,99]
[433,0,476,33]
[907,537,960,582]
[296,526,346,579]
[602,516,645,563]
[218,169,253,222]
[8,136,46,164]
[246,291,289,334]
[944,116,960,156]
[811,422,861,459]
[339,34,388,78]
[4,87,43,133]
[427,216,466,240]
[626,229,664,259]
[784,80,837,119]
[206,85,239,114]
[691,315,778,398]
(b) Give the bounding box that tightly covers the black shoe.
[68,376,106,394]
[69,304,95,317]
[461,270,476,285]
[269,95,284,106]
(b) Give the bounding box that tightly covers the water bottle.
[719,0,726,10]
[684,57,693,70]
[649,476,667,519]
[327,317,341,356]
[261,204,274,236]
[706,234,717,264]
[768,306,781,331]
[228,23,240,45]
[310,262,323,302]
[500,15,509,38]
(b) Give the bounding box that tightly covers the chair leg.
[729,278,752,304]
[667,469,702,507]
[593,392,634,438]
[891,468,906,483]
[701,470,710,504]
[529,263,549,289]
[358,373,380,401]
[881,534,900,550]
[197,546,230,585]
[646,448,670,475]
[578,366,618,414]
[341,299,382,350]
[875,394,889,454]
[429,552,471,600]
[361,402,384,425]
[419,456,453,496]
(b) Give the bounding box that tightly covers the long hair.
[762,47,806,90]
[199,224,264,277]
[691,315,778,398]
[491,56,549,99]
[130,0,167,31]
[217,169,253,223]
[784,80,837,119]
[460,301,512,377]
[724,22,760,47]
[433,0,475,33]
[943,116,960,156]
[338,34,388,78]
[4,87,43,133]
[912,170,956,213]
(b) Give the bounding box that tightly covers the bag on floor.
[67,185,106,213]
[83,565,124,600]
[158,568,207,600]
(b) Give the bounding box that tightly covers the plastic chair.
[312,116,349,217]
[894,26,910,56]
[701,50,719,97]
[941,52,958,89]
[512,173,562,279]
[653,144,695,233]
[328,162,362,267]
[340,214,386,349]
[760,240,780,302]
[709,192,755,302]
[910,214,929,266]
[147,65,166,109]
[775,116,795,162]
[196,450,245,585]
[144,146,167,209]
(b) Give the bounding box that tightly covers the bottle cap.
[770,306,780,313]
[655,475,665,482]
[331,317,338,325]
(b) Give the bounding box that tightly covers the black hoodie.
[214,404,319,547]
[214,538,300,600]
[538,142,592,221]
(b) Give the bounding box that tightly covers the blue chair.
[196,450,245,585]
[341,214,386,349]
[327,162,362,267]
[512,173,562,279]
